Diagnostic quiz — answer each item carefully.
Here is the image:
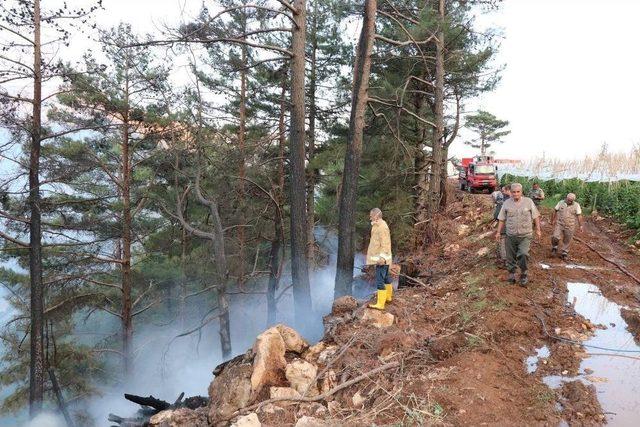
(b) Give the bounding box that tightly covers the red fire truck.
[458,155,498,193]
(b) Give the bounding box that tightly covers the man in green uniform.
[495,183,542,285]
[551,193,584,260]
[528,182,545,206]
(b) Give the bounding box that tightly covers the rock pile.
[150,296,394,426]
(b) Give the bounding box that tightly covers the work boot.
[507,272,516,284]
[368,290,386,310]
[561,251,568,261]
[384,284,394,302]
[519,272,528,286]
[551,246,558,256]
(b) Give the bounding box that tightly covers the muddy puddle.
[547,282,640,425]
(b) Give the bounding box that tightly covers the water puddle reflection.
[526,345,550,373]
[543,282,640,425]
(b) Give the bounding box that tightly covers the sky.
[459,0,640,160]
[4,0,640,162]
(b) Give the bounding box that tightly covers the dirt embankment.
[151,192,640,426]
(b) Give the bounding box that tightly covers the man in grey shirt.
[495,183,542,285]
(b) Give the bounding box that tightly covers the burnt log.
[124,393,171,412]
[109,392,209,426]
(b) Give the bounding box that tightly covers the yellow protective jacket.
[366,219,392,265]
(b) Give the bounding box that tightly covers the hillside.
[123,191,640,426]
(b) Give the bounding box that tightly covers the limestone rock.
[361,308,395,328]
[208,361,253,422]
[257,403,286,417]
[476,247,490,257]
[303,342,326,364]
[331,296,358,316]
[231,413,261,427]
[352,391,365,408]
[149,408,208,427]
[317,345,338,365]
[251,328,287,395]
[457,224,470,236]
[285,359,318,396]
[295,416,329,427]
[275,324,309,353]
[269,386,302,402]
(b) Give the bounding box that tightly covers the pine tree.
[46,23,170,376]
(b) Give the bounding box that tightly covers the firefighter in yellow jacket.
[366,208,393,310]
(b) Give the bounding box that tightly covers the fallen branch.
[224,361,401,421]
[574,237,640,285]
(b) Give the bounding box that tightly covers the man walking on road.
[551,193,584,260]
[529,182,545,206]
[495,183,542,285]
[495,185,511,266]
[367,208,393,310]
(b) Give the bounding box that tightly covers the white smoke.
[21,413,65,427]
[82,228,377,424]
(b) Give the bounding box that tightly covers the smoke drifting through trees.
[0,0,503,424]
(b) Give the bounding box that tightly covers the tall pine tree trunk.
[120,64,133,375]
[237,42,248,287]
[334,0,377,298]
[29,0,44,415]
[267,71,288,326]
[426,0,445,220]
[289,0,312,324]
[306,1,318,264]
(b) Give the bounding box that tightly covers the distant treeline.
[501,174,640,238]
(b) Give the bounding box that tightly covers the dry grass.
[504,144,640,180]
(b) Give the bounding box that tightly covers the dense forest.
[0,0,503,424]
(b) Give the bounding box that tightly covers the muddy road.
[415,192,640,426]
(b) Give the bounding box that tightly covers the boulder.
[208,361,253,422]
[331,296,358,316]
[295,416,329,427]
[251,328,287,395]
[276,324,309,353]
[149,408,208,427]
[361,308,395,328]
[231,413,261,427]
[285,359,319,396]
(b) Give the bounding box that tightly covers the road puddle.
[538,262,602,271]
[526,345,550,373]
[544,282,640,425]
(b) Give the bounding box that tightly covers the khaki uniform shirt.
[498,197,540,237]
[554,201,582,228]
[366,219,392,265]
